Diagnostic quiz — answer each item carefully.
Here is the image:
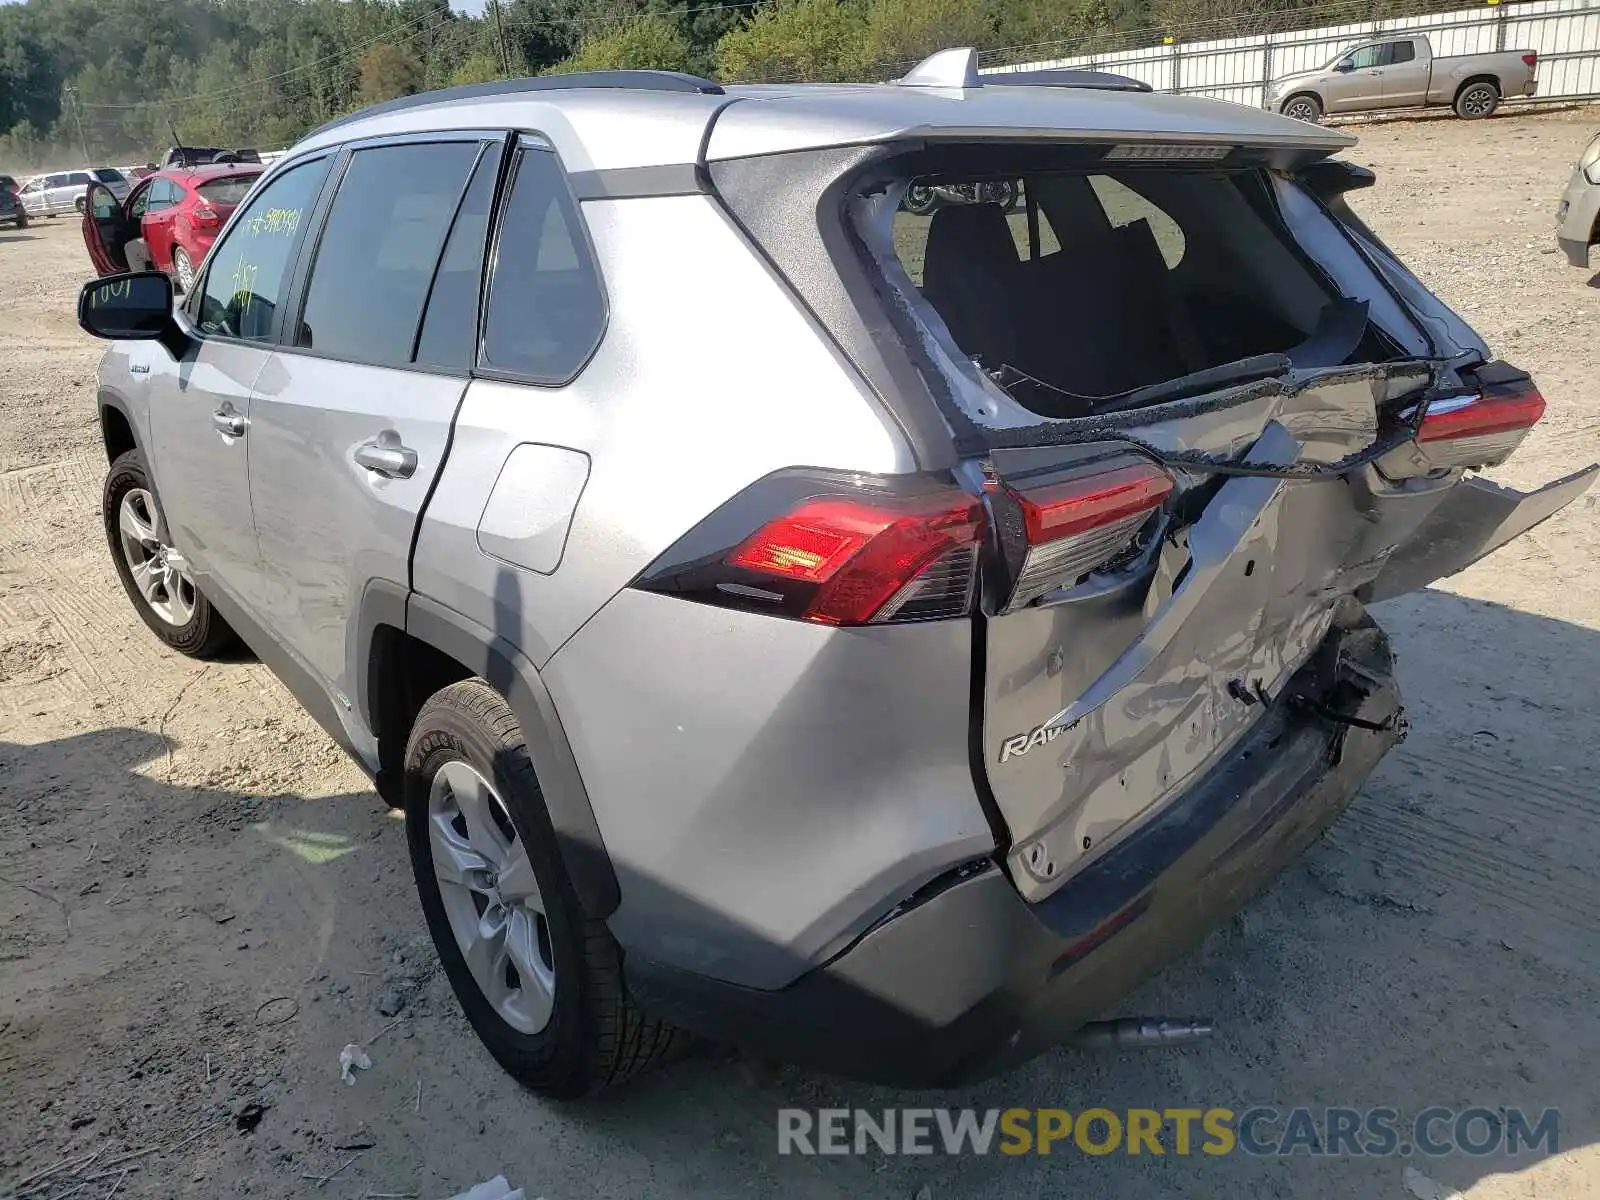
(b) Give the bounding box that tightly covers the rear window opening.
[196,176,257,206]
[865,158,1405,420]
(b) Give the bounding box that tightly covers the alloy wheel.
[1284,98,1320,123]
[117,488,195,627]
[1459,85,1497,117]
[174,248,195,293]
[427,759,556,1034]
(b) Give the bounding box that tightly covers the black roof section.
[309,70,726,139]
[983,69,1153,93]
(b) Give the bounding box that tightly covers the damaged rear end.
[707,87,1596,909]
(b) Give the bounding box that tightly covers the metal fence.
[983,0,1600,110]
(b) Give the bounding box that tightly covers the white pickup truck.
[1268,35,1538,122]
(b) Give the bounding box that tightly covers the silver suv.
[78,52,1595,1097]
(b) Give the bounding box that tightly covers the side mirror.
[1334,59,1354,72]
[78,272,190,357]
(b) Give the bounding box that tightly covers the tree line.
[0,0,1457,169]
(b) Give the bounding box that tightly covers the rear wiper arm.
[1093,299,1371,415]
[1093,353,1290,414]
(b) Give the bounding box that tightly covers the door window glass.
[1386,41,1416,64]
[68,172,91,186]
[294,141,481,367]
[1346,45,1384,70]
[414,149,497,371]
[193,158,329,342]
[480,146,606,382]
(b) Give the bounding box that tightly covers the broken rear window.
[872,163,1399,418]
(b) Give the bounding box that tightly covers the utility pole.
[488,0,511,78]
[66,87,92,165]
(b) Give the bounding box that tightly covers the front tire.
[1455,81,1500,119]
[1281,94,1323,124]
[404,679,683,1098]
[103,449,236,657]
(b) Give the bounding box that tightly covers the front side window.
[193,158,329,341]
[294,140,481,367]
[1345,45,1384,70]
[480,146,606,382]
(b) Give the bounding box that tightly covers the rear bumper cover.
[627,617,1402,1086]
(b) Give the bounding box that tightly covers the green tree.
[550,15,697,72]
[715,0,867,83]
[858,0,995,79]
[450,51,504,85]
[359,41,425,103]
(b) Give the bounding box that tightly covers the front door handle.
[354,432,418,479]
[212,408,246,437]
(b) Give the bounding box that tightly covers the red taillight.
[1002,459,1173,611]
[1522,52,1537,67]
[1404,380,1546,471]
[1417,384,1545,443]
[1016,463,1175,543]
[729,493,983,625]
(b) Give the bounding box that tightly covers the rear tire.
[74,195,86,215]
[1281,94,1323,124]
[103,449,236,658]
[404,679,684,1098]
[903,183,940,215]
[1454,80,1500,119]
[172,246,195,294]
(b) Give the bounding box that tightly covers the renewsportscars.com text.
[777,1107,1560,1158]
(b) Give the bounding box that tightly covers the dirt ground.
[2,106,1598,1200]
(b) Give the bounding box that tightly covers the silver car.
[76,51,1595,1096]
[1556,130,1600,268]
[19,166,130,217]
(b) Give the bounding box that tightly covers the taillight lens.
[635,475,984,627]
[1407,380,1545,471]
[193,204,219,224]
[1522,52,1538,67]
[1000,458,1173,611]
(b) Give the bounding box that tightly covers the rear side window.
[480,147,605,383]
[193,158,329,341]
[68,172,91,186]
[197,175,257,206]
[95,168,126,183]
[294,141,482,367]
[1386,41,1416,64]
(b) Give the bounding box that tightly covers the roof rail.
[895,49,1152,93]
[308,70,725,139]
[983,68,1153,93]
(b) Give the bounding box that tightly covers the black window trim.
[180,150,339,349]
[272,129,508,380]
[470,130,611,389]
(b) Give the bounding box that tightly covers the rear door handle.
[212,408,246,437]
[354,432,418,479]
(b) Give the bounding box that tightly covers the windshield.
[864,163,1397,418]
[197,175,259,206]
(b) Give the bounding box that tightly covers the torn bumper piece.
[625,618,1402,1087]
[1363,464,1598,602]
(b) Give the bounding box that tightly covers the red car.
[81,163,262,291]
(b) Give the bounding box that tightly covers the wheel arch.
[364,591,620,918]
[1454,74,1501,102]
[99,390,138,463]
[1281,89,1323,114]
